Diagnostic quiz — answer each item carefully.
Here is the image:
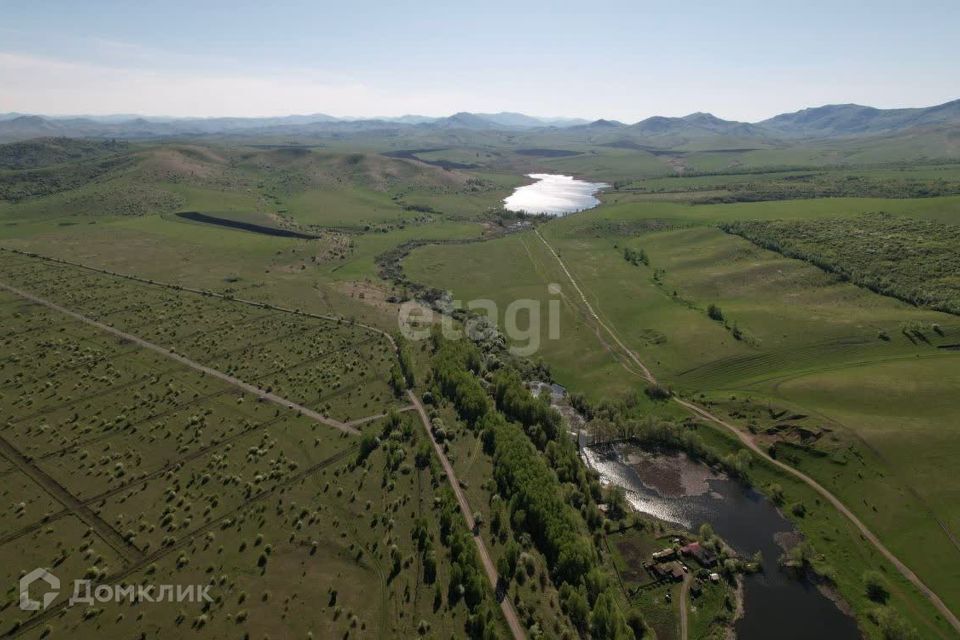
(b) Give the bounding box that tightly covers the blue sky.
[1,0,958,121]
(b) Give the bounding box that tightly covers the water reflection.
[584,443,860,640]
[503,173,608,215]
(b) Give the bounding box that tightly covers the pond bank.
[583,443,860,640]
[503,174,608,215]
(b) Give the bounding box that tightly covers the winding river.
[503,173,608,215]
[583,443,860,639]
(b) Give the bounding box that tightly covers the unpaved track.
[0,434,144,565]
[0,279,361,436]
[407,391,526,640]
[0,248,398,352]
[533,230,960,634]
[676,398,960,633]
[534,231,656,383]
[679,573,690,640]
[8,444,356,638]
[344,404,415,428]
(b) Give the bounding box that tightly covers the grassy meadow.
[2,131,960,638]
[0,250,504,639]
[405,189,960,638]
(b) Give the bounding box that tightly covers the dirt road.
[0,279,361,436]
[0,247,399,352]
[679,573,691,640]
[0,433,144,564]
[676,398,960,633]
[533,230,960,635]
[344,405,415,428]
[407,391,526,640]
[534,231,656,383]
[8,444,356,638]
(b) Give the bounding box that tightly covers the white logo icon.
[19,568,60,611]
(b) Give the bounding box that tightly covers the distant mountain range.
[0,100,957,142]
[758,101,960,136]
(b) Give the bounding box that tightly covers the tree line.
[428,336,644,639]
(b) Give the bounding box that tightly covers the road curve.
[533,230,960,635]
[675,397,960,633]
[0,279,361,436]
[407,391,526,640]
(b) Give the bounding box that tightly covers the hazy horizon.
[3,96,960,125]
[2,0,959,122]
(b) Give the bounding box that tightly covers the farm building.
[650,561,686,582]
[652,547,677,561]
[680,541,718,567]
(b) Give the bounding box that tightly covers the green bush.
[863,570,890,603]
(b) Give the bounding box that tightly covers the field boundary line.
[0,247,399,351]
[0,413,293,546]
[0,402,407,548]
[0,278,361,436]
[6,444,357,638]
[0,433,144,564]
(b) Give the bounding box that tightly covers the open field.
[2,128,960,638]
[0,247,515,638]
[0,251,402,422]
[5,0,960,630]
[406,190,960,637]
[737,356,960,599]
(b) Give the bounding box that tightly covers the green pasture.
[406,191,960,637]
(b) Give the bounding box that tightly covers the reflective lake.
[582,443,860,640]
[503,173,608,215]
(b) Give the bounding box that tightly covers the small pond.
[582,443,860,640]
[503,173,608,215]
